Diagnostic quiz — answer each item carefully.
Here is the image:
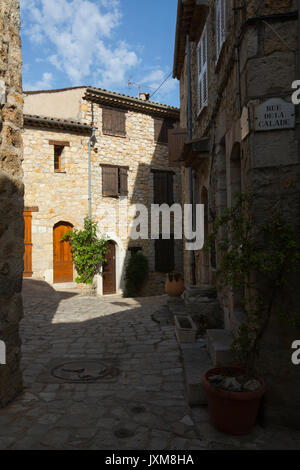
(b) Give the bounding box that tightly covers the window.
[101,164,128,197]
[154,118,174,144]
[152,170,174,205]
[155,235,175,273]
[197,25,208,115]
[54,145,64,172]
[216,0,226,61]
[102,107,126,137]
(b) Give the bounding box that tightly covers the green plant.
[124,252,149,297]
[61,217,108,284]
[207,193,300,375]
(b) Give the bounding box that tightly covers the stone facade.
[0,0,23,405]
[173,0,300,427]
[23,88,182,296]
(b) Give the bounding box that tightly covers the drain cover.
[51,360,119,383]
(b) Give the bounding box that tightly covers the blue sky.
[21,0,180,107]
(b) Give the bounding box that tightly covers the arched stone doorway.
[53,221,73,283]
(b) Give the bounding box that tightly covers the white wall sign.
[254,98,295,131]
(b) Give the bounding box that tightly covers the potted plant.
[203,194,300,435]
[165,272,184,297]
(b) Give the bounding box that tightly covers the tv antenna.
[128,77,142,95]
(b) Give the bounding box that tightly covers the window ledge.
[103,131,127,138]
[54,170,67,174]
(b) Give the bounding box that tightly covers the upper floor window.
[216,0,226,61]
[49,139,70,173]
[101,164,128,197]
[197,25,208,115]
[154,118,173,144]
[102,107,126,137]
[152,169,174,205]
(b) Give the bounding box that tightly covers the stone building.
[0,0,23,405]
[22,87,182,296]
[173,0,300,427]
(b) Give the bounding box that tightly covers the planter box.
[175,315,197,344]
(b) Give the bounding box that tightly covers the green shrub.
[61,217,108,284]
[124,252,149,297]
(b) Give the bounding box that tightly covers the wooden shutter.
[23,211,32,277]
[154,119,173,144]
[168,128,187,167]
[197,25,208,115]
[119,167,128,196]
[102,107,126,136]
[153,171,168,204]
[102,166,118,197]
[155,236,175,273]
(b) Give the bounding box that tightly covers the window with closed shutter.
[168,128,187,167]
[216,0,226,61]
[102,107,126,137]
[153,171,174,205]
[197,24,208,115]
[102,166,119,197]
[101,165,129,197]
[154,118,173,144]
[155,235,175,273]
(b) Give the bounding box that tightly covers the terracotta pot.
[202,366,266,435]
[165,273,184,297]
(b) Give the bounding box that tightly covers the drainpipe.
[186,34,196,285]
[88,127,96,219]
[298,0,300,79]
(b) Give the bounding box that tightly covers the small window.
[102,107,126,137]
[101,165,128,197]
[154,118,173,144]
[197,25,208,115]
[155,235,175,273]
[54,145,64,172]
[153,170,174,205]
[216,0,226,62]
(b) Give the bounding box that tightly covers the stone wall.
[23,92,182,296]
[177,0,300,427]
[0,0,23,405]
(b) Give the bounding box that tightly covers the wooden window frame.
[102,107,126,138]
[197,24,208,116]
[216,0,226,63]
[100,164,129,198]
[54,145,64,173]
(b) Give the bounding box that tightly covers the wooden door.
[53,222,73,283]
[103,241,116,294]
[23,211,33,277]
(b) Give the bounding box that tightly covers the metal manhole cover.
[51,360,119,383]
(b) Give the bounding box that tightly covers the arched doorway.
[103,240,116,295]
[53,222,73,283]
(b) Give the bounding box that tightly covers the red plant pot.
[202,366,266,436]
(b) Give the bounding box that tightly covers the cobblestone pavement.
[0,279,299,450]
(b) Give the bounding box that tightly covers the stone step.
[207,329,235,366]
[180,342,212,406]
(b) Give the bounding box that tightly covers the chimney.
[139,92,150,101]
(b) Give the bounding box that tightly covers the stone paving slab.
[0,279,299,450]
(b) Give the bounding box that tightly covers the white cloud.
[21,0,138,88]
[24,72,54,91]
[138,68,178,105]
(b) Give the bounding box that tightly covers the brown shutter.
[102,107,113,134]
[102,166,118,197]
[119,167,128,196]
[154,118,163,142]
[103,107,126,136]
[154,119,174,143]
[168,128,187,167]
[153,171,168,204]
